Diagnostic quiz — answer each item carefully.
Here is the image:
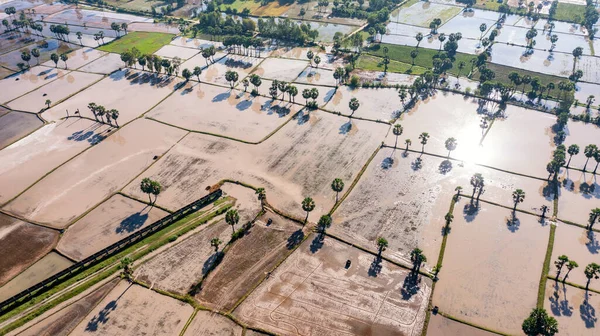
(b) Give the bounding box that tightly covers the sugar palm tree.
[45,99,51,108]
[331,178,344,203]
[470,173,484,199]
[348,97,360,115]
[593,151,600,174]
[150,180,161,204]
[110,109,119,127]
[301,197,315,224]
[415,32,423,49]
[392,124,403,148]
[318,214,332,235]
[50,53,59,67]
[210,237,222,252]
[60,53,68,69]
[563,260,578,282]
[583,144,598,171]
[512,189,526,212]
[418,132,430,152]
[445,137,457,157]
[555,255,569,279]
[410,248,427,271]
[193,66,202,83]
[566,144,579,168]
[140,177,154,204]
[225,209,240,233]
[376,237,388,259]
[455,186,463,199]
[120,258,133,280]
[589,208,600,230]
[255,187,266,207]
[584,263,600,291]
[522,308,558,336]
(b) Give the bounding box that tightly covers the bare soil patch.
[295,66,337,87]
[77,53,122,74]
[4,118,186,227]
[551,223,600,291]
[0,111,43,149]
[146,83,299,142]
[42,70,183,124]
[15,278,120,336]
[182,310,242,336]
[197,209,301,311]
[433,202,550,334]
[70,282,193,336]
[544,281,599,335]
[57,195,169,261]
[234,234,432,336]
[153,45,199,60]
[324,86,402,121]
[0,252,73,302]
[426,314,497,336]
[8,71,102,112]
[557,169,600,226]
[0,118,111,205]
[0,66,68,105]
[123,111,387,222]
[0,213,59,287]
[134,219,232,296]
[251,57,308,82]
[169,37,223,49]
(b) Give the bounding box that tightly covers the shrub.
[168,235,178,242]
[350,75,360,87]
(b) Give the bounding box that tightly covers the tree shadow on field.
[236,99,252,111]
[294,110,310,125]
[202,251,224,276]
[580,292,597,328]
[586,230,600,254]
[116,210,149,234]
[438,160,452,174]
[368,257,382,277]
[85,283,132,331]
[212,91,230,102]
[381,156,394,169]
[549,280,573,317]
[401,272,421,300]
[309,234,324,253]
[506,213,521,233]
[287,229,304,250]
[463,202,479,222]
[339,119,352,134]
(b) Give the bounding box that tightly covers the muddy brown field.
[134,219,232,296]
[57,195,169,261]
[182,310,242,336]
[0,213,59,287]
[77,53,122,74]
[69,282,193,335]
[251,58,308,82]
[13,278,120,336]
[0,112,43,149]
[433,202,550,335]
[544,281,599,335]
[4,119,186,227]
[0,66,69,104]
[146,83,299,142]
[557,169,600,225]
[235,234,432,335]
[123,110,388,222]
[426,314,497,336]
[197,209,302,311]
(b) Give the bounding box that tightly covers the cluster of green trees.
[556,255,600,290]
[223,36,264,57]
[257,18,319,44]
[110,22,128,37]
[197,11,256,37]
[546,145,567,180]
[522,308,558,336]
[583,0,599,39]
[87,103,121,127]
[2,8,42,35]
[49,24,71,41]
[120,48,189,76]
[140,178,162,204]
[329,0,395,26]
[268,80,299,103]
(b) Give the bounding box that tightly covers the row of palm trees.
[564,144,600,173]
[87,103,120,127]
[555,255,599,291]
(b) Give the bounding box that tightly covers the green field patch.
[357,54,427,75]
[99,32,175,55]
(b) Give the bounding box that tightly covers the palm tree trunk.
[304,212,309,225]
[231,224,235,233]
[584,158,590,171]
[147,193,152,204]
[563,269,571,282]
[594,162,599,174]
[567,155,572,168]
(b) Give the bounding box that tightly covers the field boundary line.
[537,223,556,307]
[436,311,508,335]
[116,191,175,213]
[0,209,60,231]
[179,308,199,336]
[330,144,382,214]
[545,276,600,295]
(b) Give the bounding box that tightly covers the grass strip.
[546,276,600,295]
[0,200,232,334]
[98,32,175,55]
[537,223,556,308]
[437,311,508,335]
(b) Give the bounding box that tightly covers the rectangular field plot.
[123,111,388,222]
[478,105,556,178]
[438,15,494,40]
[7,71,103,112]
[0,66,68,104]
[146,83,299,143]
[432,203,550,335]
[198,54,262,86]
[557,169,600,226]
[295,67,337,87]
[197,209,301,311]
[426,313,497,336]
[14,278,120,336]
[332,148,553,268]
[562,120,600,172]
[0,111,43,149]
[251,57,308,82]
[41,48,106,70]
[4,119,186,228]
[134,219,232,296]
[0,252,73,302]
[544,281,600,335]
[550,223,600,292]
[577,55,600,84]
[0,34,43,55]
[70,283,192,336]
[57,195,169,261]
[390,2,461,27]
[153,45,199,60]
[183,310,242,336]
[0,118,111,204]
[234,235,432,336]
[0,39,77,71]
[42,70,182,124]
[169,36,223,50]
[489,44,573,79]
[77,53,122,74]
[0,213,59,288]
[325,87,403,121]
